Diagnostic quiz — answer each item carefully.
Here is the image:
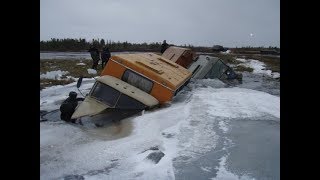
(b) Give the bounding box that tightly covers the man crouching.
[60,91,84,124]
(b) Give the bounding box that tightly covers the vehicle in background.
[188,55,242,83]
[161,46,195,68]
[162,47,242,83]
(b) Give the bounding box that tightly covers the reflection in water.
[82,115,134,141]
[41,109,143,141]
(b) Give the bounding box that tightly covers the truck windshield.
[90,82,121,107]
[116,94,146,110]
[90,81,147,110]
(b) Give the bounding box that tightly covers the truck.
[72,53,192,119]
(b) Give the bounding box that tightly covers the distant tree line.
[40,38,166,52]
[40,38,279,52]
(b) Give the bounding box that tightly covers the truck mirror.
[77,76,83,88]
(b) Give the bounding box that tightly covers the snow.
[40,78,96,111]
[235,58,246,63]
[196,87,280,119]
[221,50,231,54]
[40,70,69,80]
[219,121,229,133]
[76,63,86,66]
[40,80,279,179]
[87,69,97,74]
[201,166,212,172]
[65,76,77,81]
[272,72,280,79]
[235,58,280,79]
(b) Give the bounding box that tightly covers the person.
[60,91,85,124]
[160,40,169,54]
[101,46,111,69]
[88,46,100,70]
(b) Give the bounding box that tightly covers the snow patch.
[221,50,231,54]
[235,58,280,79]
[40,70,69,80]
[65,76,77,81]
[40,78,95,111]
[192,79,227,89]
[194,87,280,119]
[76,63,86,66]
[87,69,97,74]
[235,58,247,63]
[201,166,212,172]
[219,121,229,133]
[272,72,280,79]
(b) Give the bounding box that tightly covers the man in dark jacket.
[101,46,111,69]
[160,40,169,54]
[88,46,100,70]
[60,91,84,123]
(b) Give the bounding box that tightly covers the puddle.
[41,109,142,141]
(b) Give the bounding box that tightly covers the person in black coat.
[88,46,100,69]
[101,46,111,69]
[160,40,169,54]
[60,91,84,123]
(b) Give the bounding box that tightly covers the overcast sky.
[40,0,280,47]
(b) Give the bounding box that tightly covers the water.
[40,51,146,60]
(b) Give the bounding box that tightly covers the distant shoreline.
[40,49,159,53]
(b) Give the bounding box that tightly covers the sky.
[40,0,280,48]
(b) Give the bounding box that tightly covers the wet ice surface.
[237,72,280,96]
[40,70,279,180]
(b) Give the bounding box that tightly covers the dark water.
[41,109,144,141]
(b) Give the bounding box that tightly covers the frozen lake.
[40,72,279,180]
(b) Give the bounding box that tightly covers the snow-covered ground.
[87,69,97,75]
[40,77,95,111]
[40,70,69,80]
[235,58,280,79]
[221,50,231,54]
[40,74,280,179]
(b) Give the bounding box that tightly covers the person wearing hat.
[60,91,85,123]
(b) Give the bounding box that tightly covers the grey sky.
[40,0,280,47]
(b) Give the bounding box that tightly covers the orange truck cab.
[101,53,192,104]
[72,53,192,119]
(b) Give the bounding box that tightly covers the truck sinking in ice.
[162,46,242,83]
[71,46,241,122]
[72,53,192,120]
